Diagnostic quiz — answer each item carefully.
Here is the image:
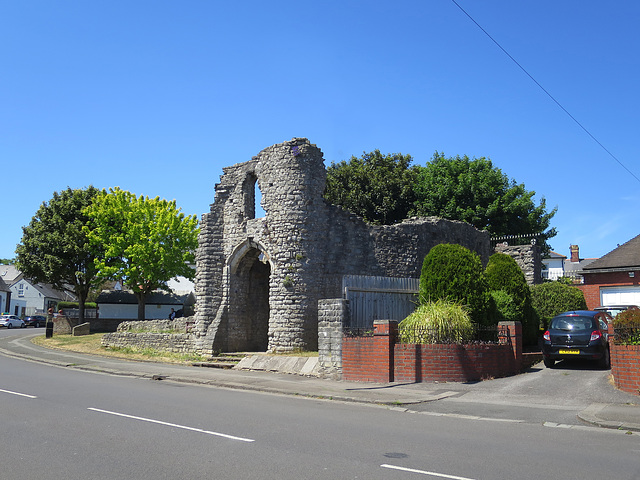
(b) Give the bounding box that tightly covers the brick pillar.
[373,320,398,382]
[498,321,522,370]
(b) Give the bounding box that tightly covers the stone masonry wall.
[494,243,542,285]
[317,299,349,379]
[193,138,493,354]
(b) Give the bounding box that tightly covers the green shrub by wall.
[529,282,586,330]
[486,253,538,345]
[419,244,493,326]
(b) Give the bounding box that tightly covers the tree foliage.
[324,149,557,249]
[324,150,418,225]
[16,187,101,323]
[84,188,199,320]
[412,153,556,249]
[419,244,493,326]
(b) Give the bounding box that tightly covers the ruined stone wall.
[194,138,492,354]
[494,243,542,285]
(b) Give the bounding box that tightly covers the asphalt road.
[1,329,640,479]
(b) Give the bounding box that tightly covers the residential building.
[579,234,640,309]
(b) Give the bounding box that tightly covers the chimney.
[570,245,580,263]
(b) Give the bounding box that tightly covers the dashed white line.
[0,388,37,399]
[87,407,255,442]
[382,464,476,480]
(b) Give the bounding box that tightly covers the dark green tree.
[16,187,101,323]
[324,150,418,225]
[412,153,556,250]
[419,244,493,326]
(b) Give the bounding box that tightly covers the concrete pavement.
[1,331,639,433]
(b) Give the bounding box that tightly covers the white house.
[542,251,566,281]
[97,290,195,320]
[0,277,10,314]
[9,278,74,317]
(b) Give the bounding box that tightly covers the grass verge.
[31,333,212,364]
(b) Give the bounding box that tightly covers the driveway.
[407,359,639,426]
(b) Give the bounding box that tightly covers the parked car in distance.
[542,310,612,369]
[0,315,26,329]
[594,304,639,318]
[23,315,47,327]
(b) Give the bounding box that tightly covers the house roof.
[0,265,22,285]
[564,257,597,273]
[583,234,640,271]
[544,251,566,260]
[97,290,191,305]
[0,277,10,293]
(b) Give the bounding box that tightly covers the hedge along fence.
[609,323,640,396]
[342,320,522,383]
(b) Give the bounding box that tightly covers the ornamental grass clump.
[399,299,474,344]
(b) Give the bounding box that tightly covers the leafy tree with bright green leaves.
[16,187,102,323]
[412,153,556,250]
[84,187,199,321]
[0,258,15,265]
[419,244,494,326]
[324,150,418,225]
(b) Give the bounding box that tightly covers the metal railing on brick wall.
[344,324,510,344]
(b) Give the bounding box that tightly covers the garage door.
[600,286,640,306]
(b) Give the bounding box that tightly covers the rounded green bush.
[419,244,493,325]
[529,281,586,329]
[486,253,538,345]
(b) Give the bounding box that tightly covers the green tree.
[413,153,556,250]
[84,188,199,320]
[324,150,418,225]
[0,258,15,265]
[16,187,101,323]
[419,244,493,326]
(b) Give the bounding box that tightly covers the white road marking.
[0,388,37,398]
[87,407,255,442]
[381,464,476,480]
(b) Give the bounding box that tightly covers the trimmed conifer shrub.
[419,243,493,326]
[485,252,538,345]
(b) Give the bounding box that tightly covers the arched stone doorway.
[227,244,271,352]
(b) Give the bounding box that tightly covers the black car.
[23,315,47,327]
[542,310,612,369]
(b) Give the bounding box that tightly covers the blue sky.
[2,1,639,261]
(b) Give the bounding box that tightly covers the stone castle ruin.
[187,138,492,354]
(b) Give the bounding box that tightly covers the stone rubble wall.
[494,243,542,285]
[101,331,196,354]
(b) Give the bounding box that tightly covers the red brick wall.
[342,321,522,383]
[394,343,517,382]
[577,271,640,310]
[610,344,640,396]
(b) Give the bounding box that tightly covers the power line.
[450,0,640,185]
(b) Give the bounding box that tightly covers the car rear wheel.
[543,358,555,368]
[35,322,40,328]
[6,323,12,329]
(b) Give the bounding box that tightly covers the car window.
[550,316,593,332]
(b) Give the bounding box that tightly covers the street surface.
[1,329,639,479]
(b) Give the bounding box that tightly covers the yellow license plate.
[559,349,580,354]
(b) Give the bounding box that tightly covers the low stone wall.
[611,343,640,396]
[101,331,196,353]
[101,318,197,354]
